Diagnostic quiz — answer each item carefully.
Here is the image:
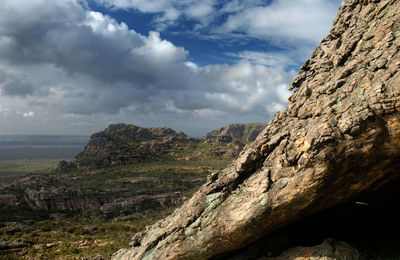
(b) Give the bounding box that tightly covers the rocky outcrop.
[61,123,266,170]
[264,239,364,260]
[70,124,194,169]
[203,123,267,143]
[100,193,185,218]
[0,175,186,218]
[22,187,107,212]
[113,0,400,259]
[0,239,31,254]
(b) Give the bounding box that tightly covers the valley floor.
[0,158,231,259]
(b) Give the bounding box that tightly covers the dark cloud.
[0,70,6,83]
[2,79,34,97]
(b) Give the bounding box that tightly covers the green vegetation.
[0,159,61,182]
[0,205,48,222]
[2,207,178,259]
[66,158,229,191]
[0,132,235,258]
[0,156,231,259]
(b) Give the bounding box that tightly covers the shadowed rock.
[113,0,400,258]
[263,239,364,260]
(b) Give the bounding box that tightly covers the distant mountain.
[59,123,267,170]
[202,123,267,143]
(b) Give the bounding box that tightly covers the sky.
[0,0,342,137]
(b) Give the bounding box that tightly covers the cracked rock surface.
[113,0,400,259]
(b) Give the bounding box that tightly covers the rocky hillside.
[113,0,400,259]
[0,175,186,218]
[203,123,266,143]
[0,122,263,234]
[68,124,194,169]
[62,123,266,169]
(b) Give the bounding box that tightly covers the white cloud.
[227,51,295,68]
[215,0,341,44]
[94,0,341,45]
[23,111,35,118]
[184,0,215,27]
[0,0,339,136]
[94,0,216,30]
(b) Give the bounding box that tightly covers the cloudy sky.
[0,0,342,136]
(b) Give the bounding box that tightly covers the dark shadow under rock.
[212,178,400,259]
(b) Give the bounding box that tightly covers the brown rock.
[64,123,267,170]
[113,0,400,259]
[72,124,195,169]
[263,239,364,260]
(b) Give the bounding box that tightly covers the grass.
[0,156,231,259]
[2,206,179,259]
[0,159,63,183]
[60,158,230,191]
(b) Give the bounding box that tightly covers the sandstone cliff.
[113,0,400,258]
[62,123,265,169]
[0,175,186,218]
[70,124,194,169]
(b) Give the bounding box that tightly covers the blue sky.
[0,0,342,136]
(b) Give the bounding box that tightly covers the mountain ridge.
[60,122,267,169]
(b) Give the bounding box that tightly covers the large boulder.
[113,0,400,257]
[263,239,364,260]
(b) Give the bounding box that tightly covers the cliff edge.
[113,0,400,258]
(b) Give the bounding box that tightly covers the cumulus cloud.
[95,0,341,43]
[0,1,189,87]
[0,0,337,135]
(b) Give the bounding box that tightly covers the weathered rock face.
[0,175,186,217]
[113,0,400,259]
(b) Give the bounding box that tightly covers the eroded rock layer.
[113,0,400,259]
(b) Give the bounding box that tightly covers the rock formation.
[113,0,400,259]
[202,123,267,144]
[1,123,264,223]
[67,124,194,169]
[0,175,186,218]
[263,239,363,260]
[61,123,265,169]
